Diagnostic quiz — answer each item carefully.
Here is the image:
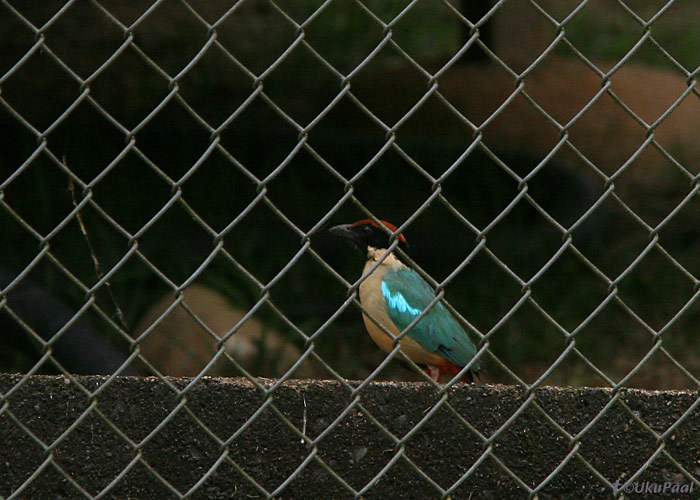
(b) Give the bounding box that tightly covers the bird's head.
[329,219,408,254]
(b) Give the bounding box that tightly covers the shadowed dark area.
[1,1,700,387]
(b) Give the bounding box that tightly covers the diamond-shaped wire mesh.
[1,0,700,498]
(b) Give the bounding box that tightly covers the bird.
[330,219,481,382]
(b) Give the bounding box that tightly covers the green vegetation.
[553,0,700,70]
[1,1,698,388]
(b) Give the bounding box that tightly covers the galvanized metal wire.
[1,0,699,498]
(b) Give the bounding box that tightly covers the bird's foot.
[426,365,441,382]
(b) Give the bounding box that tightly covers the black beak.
[329,224,356,240]
[329,224,364,251]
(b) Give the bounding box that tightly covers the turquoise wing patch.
[381,281,422,316]
[381,267,480,369]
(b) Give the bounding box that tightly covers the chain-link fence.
[1,0,700,498]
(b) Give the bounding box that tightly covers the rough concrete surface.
[1,374,699,499]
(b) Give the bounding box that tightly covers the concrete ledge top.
[1,374,699,499]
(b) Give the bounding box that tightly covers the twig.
[301,393,307,444]
[67,168,129,332]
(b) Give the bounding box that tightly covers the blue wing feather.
[381,268,480,370]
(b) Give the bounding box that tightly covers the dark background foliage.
[1,0,699,388]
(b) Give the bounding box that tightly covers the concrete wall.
[1,374,699,499]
